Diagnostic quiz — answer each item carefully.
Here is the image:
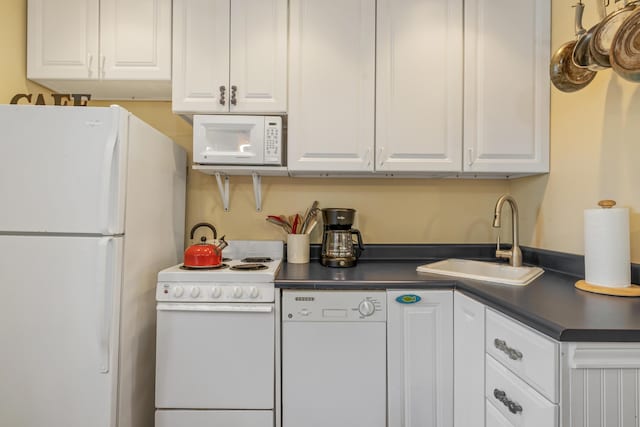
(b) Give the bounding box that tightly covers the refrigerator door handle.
[98,121,120,235]
[97,237,115,373]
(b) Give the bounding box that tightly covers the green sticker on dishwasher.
[396,294,421,304]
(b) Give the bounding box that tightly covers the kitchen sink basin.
[416,258,544,286]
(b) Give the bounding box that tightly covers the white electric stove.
[155,240,283,427]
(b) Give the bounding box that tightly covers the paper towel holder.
[575,199,640,297]
[575,280,640,297]
[598,199,616,209]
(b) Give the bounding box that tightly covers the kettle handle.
[351,229,365,258]
[190,223,218,241]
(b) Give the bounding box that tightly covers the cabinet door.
[454,292,485,427]
[288,0,375,173]
[562,342,640,427]
[387,290,453,427]
[100,0,171,81]
[230,0,287,113]
[376,0,463,173]
[172,0,230,113]
[27,0,99,79]
[463,0,550,174]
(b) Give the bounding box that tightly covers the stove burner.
[230,263,269,271]
[241,257,273,263]
[222,257,232,262]
[180,263,229,271]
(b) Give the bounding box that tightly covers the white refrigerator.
[0,105,187,427]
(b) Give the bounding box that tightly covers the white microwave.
[193,115,284,166]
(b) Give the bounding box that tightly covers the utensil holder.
[287,234,310,264]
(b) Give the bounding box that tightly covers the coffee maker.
[320,208,365,267]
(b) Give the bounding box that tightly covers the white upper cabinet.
[27,0,99,80]
[463,0,550,174]
[172,0,287,114]
[27,0,172,100]
[287,0,376,173]
[99,0,171,81]
[376,0,463,173]
[287,0,549,177]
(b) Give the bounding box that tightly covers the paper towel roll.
[584,206,630,288]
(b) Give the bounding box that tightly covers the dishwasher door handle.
[157,303,273,313]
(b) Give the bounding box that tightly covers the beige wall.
[3,0,639,262]
[512,2,640,263]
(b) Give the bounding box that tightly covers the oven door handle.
[156,303,273,313]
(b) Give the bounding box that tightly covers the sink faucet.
[492,194,522,267]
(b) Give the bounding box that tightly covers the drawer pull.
[493,388,523,415]
[494,338,523,360]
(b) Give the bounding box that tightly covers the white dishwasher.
[281,290,386,427]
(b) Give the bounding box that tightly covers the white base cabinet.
[387,290,453,427]
[454,292,485,427]
[560,342,640,427]
[453,292,640,427]
[486,355,559,426]
[27,0,172,100]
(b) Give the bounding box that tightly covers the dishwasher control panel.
[282,290,386,321]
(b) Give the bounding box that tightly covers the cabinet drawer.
[486,399,514,427]
[486,309,559,402]
[486,355,558,427]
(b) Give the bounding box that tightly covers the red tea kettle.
[183,223,228,268]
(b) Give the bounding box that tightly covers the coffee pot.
[320,208,364,267]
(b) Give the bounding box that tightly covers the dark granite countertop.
[275,245,640,342]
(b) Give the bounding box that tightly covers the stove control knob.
[358,300,376,317]
[173,286,184,298]
[190,287,201,298]
[233,287,244,298]
[210,287,222,299]
[249,287,259,298]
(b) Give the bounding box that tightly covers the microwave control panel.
[264,116,282,164]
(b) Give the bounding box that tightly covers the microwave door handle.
[203,152,256,158]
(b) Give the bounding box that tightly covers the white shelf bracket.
[252,172,262,212]
[215,173,230,212]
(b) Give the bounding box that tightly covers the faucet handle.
[495,232,512,261]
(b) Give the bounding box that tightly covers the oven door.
[155,302,275,409]
[193,115,265,165]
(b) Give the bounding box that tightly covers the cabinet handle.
[493,388,523,415]
[231,85,238,105]
[494,338,523,360]
[100,55,106,78]
[467,148,474,166]
[219,85,226,106]
[87,54,94,76]
[378,147,384,167]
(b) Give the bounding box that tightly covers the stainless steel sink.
[416,258,544,286]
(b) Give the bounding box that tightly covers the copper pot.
[590,0,640,67]
[551,3,597,92]
[610,7,640,82]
